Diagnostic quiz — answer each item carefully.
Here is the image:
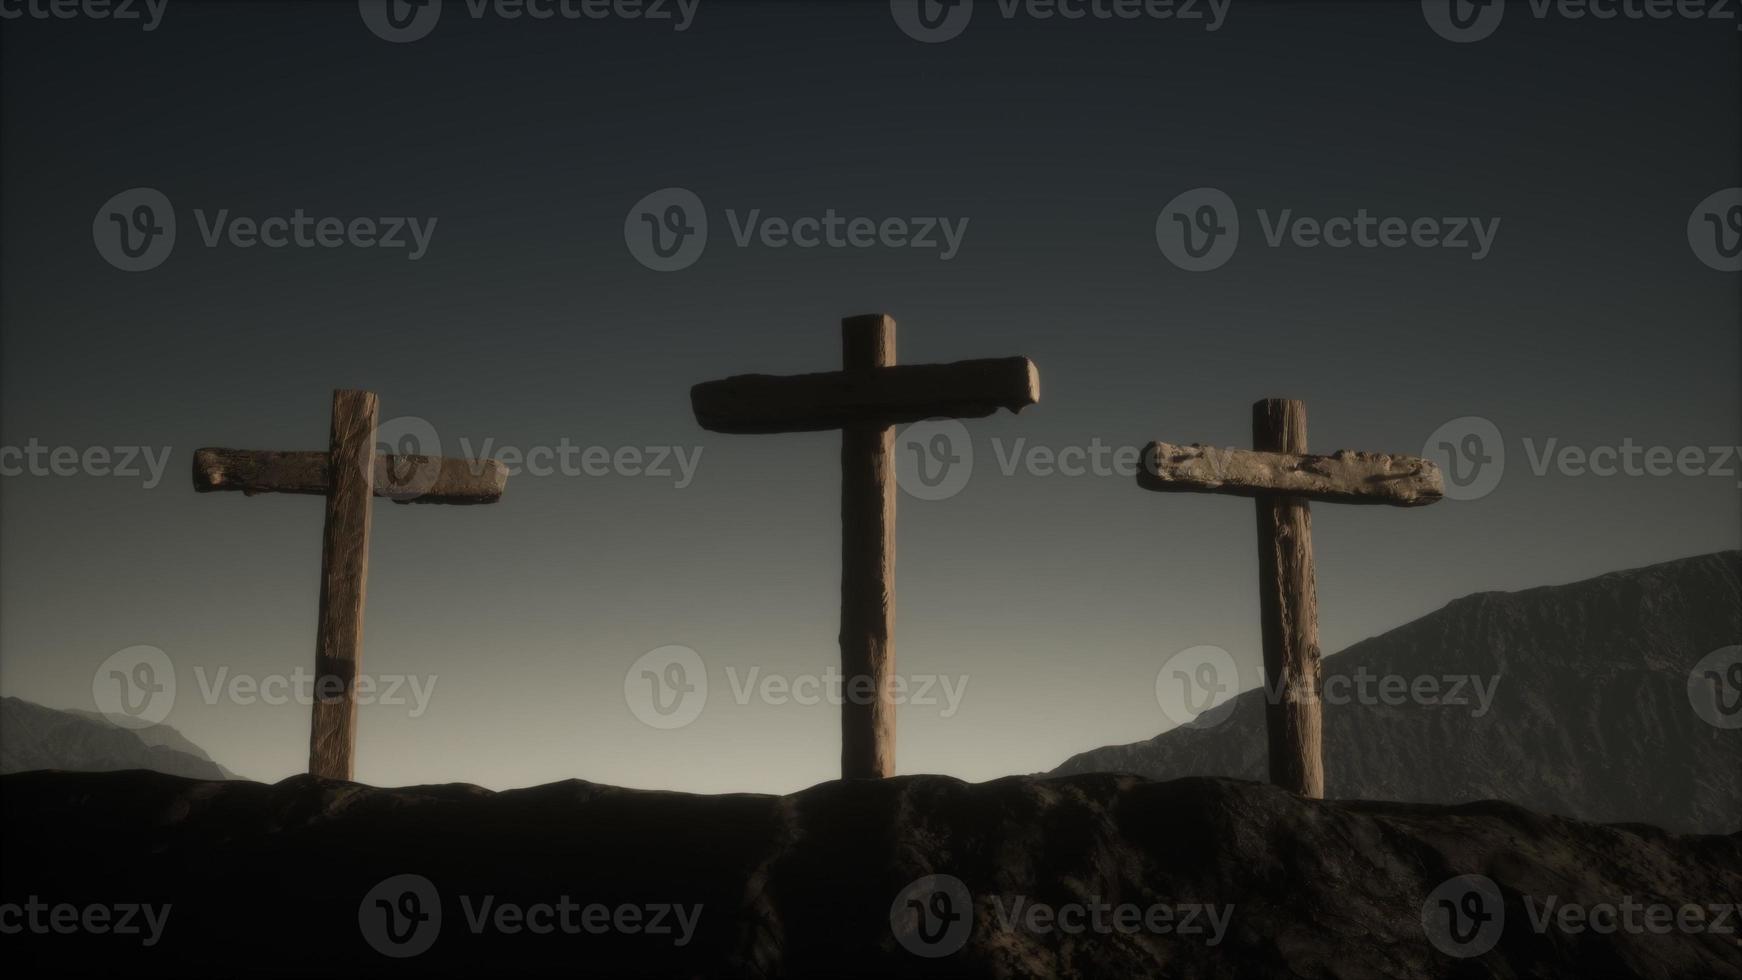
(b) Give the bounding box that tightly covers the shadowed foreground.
[2,769,1737,978]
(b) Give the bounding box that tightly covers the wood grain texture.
[192,448,507,504]
[839,314,898,779]
[1138,442,1443,506]
[308,390,377,781]
[1251,399,1325,799]
[690,356,1039,434]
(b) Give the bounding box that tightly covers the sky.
[1,0,1737,794]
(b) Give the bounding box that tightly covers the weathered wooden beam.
[309,390,377,782]
[192,448,507,504]
[1137,441,1443,507]
[1251,399,1324,800]
[691,356,1040,434]
[839,314,898,780]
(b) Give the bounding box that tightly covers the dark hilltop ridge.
[2,768,1738,978]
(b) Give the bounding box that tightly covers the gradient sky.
[2,0,1737,794]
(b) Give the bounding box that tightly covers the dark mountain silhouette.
[0,697,236,781]
[1054,551,1742,834]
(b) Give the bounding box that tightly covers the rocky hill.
[1,769,1737,978]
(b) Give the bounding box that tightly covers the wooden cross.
[1137,398,1444,798]
[691,314,1040,779]
[191,389,508,781]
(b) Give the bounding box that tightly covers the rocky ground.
[3,768,1738,978]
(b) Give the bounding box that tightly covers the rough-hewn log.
[1138,441,1443,506]
[193,448,507,504]
[691,356,1039,434]
[839,314,898,780]
[309,390,377,782]
[1251,399,1325,800]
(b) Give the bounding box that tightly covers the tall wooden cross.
[1137,398,1444,798]
[191,389,508,780]
[691,314,1040,779]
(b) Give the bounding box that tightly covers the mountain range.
[1054,551,1741,834]
[0,696,236,781]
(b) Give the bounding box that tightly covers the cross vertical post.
[839,314,898,779]
[1250,398,1323,798]
[310,389,378,780]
